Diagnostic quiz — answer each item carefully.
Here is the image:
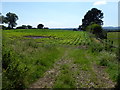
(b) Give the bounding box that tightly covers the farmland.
[107,32,120,47]
[2,29,119,89]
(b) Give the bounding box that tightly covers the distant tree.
[0,13,7,24]
[2,25,7,30]
[0,13,3,24]
[81,8,103,30]
[16,26,24,29]
[37,24,44,29]
[78,25,82,31]
[0,25,1,29]
[0,13,8,30]
[4,12,18,29]
[16,25,26,29]
[44,27,49,29]
[32,27,36,29]
[21,25,28,29]
[27,25,32,29]
[73,28,78,31]
[16,25,33,29]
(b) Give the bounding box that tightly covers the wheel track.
[29,50,69,88]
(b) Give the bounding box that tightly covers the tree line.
[0,12,48,30]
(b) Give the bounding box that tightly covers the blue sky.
[2,2,118,28]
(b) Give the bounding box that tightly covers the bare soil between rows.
[28,57,116,88]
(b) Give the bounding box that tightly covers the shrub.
[2,48,27,89]
[86,24,107,39]
[98,51,116,66]
[89,42,104,53]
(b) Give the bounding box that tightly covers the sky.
[1,1,119,28]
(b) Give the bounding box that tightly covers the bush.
[2,48,27,89]
[86,24,107,39]
[89,42,104,53]
[98,51,116,66]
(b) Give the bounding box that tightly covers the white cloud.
[93,1,107,6]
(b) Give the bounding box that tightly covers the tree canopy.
[16,25,32,29]
[3,12,18,29]
[86,23,107,39]
[37,24,44,29]
[81,8,103,30]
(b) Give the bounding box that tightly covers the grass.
[107,32,120,47]
[53,64,76,88]
[2,35,64,89]
[2,29,119,89]
[3,29,91,46]
[97,50,118,81]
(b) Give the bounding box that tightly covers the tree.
[81,8,103,30]
[27,25,32,29]
[86,23,107,39]
[73,28,78,31]
[1,25,7,30]
[0,13,8,30]
[4,12,18,29]
[78,25,82,31]
[44,27,49,29]
[16,25,27,29]
[16,25,32,29]
[37,24,44,29]
[0,13,7,24]
[0,13,3,24]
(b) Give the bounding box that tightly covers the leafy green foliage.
[81,8,103,30]
[2,35,64,89]
[3,12,18,29]
[86,24,107,39]
[2,47,26,89]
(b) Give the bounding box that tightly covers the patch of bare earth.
[29,51,70,88]
[92,64,116,88]
[28,50,116,88]
[73,63,116,88]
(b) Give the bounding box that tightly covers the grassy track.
[2,29,119,89]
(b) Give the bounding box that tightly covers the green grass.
[107,32,120,47]
[53,64,76,88]
[2,29,119,89]
[2,35,64,89]
[97,50,118,81]
[3,29,92,46]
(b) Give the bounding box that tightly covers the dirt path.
[92,64,116,88]
[74,64,116,88]
[30,51,69,88]
[29,50,116,88]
